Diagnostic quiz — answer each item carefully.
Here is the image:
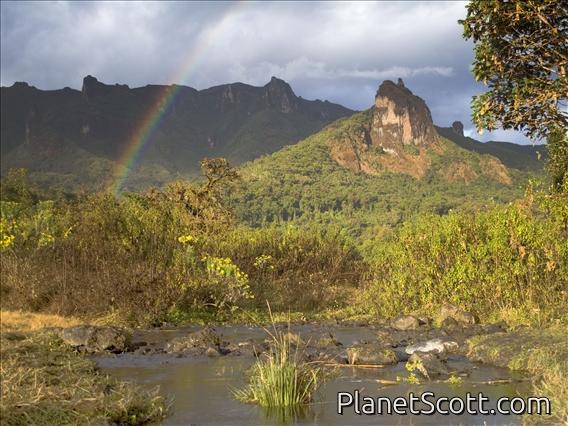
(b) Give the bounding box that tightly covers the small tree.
[460,0,567,140]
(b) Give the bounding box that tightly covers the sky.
[0,1,534,144]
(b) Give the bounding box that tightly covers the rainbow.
[108,2,245,195]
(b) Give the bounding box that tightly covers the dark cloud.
[0,1,533,144]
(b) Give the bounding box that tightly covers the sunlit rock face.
[330,78,443,178]
[370,78,440,150]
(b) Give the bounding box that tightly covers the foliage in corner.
[461,0,567,140]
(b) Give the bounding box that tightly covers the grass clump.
[0,330,167,425]
[234,310,327,408]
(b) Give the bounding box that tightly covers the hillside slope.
[231,81,543,234]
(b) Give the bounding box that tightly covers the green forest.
[1,155,565,327]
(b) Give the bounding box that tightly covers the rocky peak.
[329,79,443,179]
[12,81,32,89]
[371,79,439,149]
[82,75,129,101]
[451,121,464,137]
[263,76,298,113]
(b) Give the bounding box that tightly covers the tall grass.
[234,308,326,407]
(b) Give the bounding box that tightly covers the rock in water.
[56,325,131,353]
[405,338,458,355]
[346,345,398,365]
[165,326,221,353]
[407,352,449,379]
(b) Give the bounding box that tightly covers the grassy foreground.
[0,312,167,426]
[468,324,568,424]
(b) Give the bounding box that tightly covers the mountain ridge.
[1,75,354,190]
[1,76,545,193]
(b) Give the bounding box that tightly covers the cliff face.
[330,79,443,178]
[371,78,440,149]
[328,79,513,184]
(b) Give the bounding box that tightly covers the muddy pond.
[95,323,530,425]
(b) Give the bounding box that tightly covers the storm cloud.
[0,1,533,144]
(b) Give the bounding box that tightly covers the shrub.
[361,185,567,323]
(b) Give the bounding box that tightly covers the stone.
[205,347,220,357]
[407,352,449,379]
[81,75,129,101]
[165,326,221,353]
[441,317,461,333]
[405,338,459,355]
[329,79,442,179]
[316,333,342,349]
[373,80,440,149]
[483,322,508,334]
[439,304,478,326]
[391,315,421,331]
[346,345,398,365]
[263,76,298,113]
[451,121,464,137]
[56,325,131,353]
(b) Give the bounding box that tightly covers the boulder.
[405,338,459,355]
[205,347,220,357]
[165,326,222,353]
[56,325,131,353]
[407,352,449,379]
[441,317,462,334]
[316,333,342,349]
[439,304,478,326]
[391,315,421,331]
[483,322,508,334]
[346,345,398,365]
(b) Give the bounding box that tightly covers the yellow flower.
[0,234,15,250]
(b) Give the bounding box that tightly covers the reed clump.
[234,310,327,408]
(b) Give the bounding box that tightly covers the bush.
[361,184,567,323]
[0,185,364,324]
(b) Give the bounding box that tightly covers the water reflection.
[97,354,527,425]
[260,404,315,426]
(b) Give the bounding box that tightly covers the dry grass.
[0,310,83,333]
[0,330,167,425]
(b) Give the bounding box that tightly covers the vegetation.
[231,112,539,235]
[468,324,568,424]
[0,315,167,425]
[461,0,567,140]
[0,77,352,192]
[0,161,362,325]
[461,0,567,195]
[234,311,327,409]
[1,5,565,424]
[360,182,567,323]
[0,102,564,425]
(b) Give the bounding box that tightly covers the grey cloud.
[0,1,534,144]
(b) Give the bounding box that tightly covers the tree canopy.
[461,0,567,141]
